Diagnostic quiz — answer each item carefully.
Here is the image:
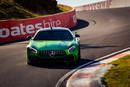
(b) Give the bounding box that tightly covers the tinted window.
[34,30,73,40]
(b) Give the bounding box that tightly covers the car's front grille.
[39,50,66,56]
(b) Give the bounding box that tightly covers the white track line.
[55,47,130,87]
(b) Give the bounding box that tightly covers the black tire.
[27,62,32,65]
[27,57,36,65]
[27,58,32,65]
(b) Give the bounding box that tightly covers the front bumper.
[28,55,76,63]
[27,46,79,63]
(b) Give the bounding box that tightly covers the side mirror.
[75,32,80,37]
[26,36,32,40]
[75,34,80,37]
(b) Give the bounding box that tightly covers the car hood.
[30,40,74,50]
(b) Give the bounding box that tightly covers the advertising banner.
[75,0,112,11]
[0,10,77,44]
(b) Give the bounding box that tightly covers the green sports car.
[27,27,80,65]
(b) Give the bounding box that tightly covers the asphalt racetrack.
[0,7,130,87]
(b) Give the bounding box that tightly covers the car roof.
[38,27,70,32]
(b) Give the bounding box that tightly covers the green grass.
[57,5,70,12]
[104,55,130,87]
[0,1,70,20]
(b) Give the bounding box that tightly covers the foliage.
[0,0,67,20]
[104,55,130,87]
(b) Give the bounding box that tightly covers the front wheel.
[27,58,33,65]
[27,57,36,65]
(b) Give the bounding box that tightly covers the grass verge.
[104,55,130,87]
[0,1,70,20]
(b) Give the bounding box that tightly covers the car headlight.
[68,46,76,52]
[28,47,37,53]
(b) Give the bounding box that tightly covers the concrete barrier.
[74,0,130,11]
[0,6,77,44]
[110,0,130,8]
[75,0,112,11]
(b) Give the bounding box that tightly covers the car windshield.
[33,29,73,40]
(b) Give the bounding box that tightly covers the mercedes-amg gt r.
[27,27,80,65]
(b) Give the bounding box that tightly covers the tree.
[15,0,58,13]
